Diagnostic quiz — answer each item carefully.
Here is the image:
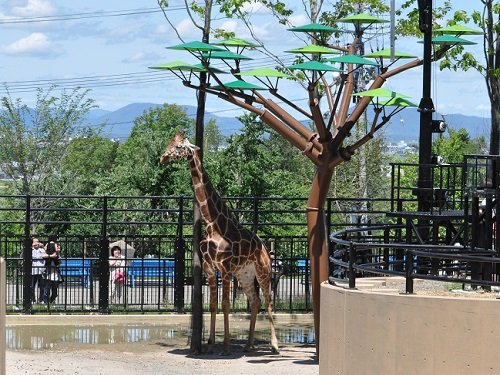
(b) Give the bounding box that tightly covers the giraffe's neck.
[188,151,234,227]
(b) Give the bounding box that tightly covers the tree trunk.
[306,164,333,354]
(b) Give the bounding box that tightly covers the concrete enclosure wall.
[319,280,500,375]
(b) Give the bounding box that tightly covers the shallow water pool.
[6,320,315,350]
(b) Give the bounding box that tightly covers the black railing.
[330,224,500,293]
[3,235,313,314]
[0,194,395,314]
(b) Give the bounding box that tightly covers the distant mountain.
[87,103,242,139]
[87,108,111,120]
[382,110,491,142]
[84,102,491,142]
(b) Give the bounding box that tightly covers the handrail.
[329,223,500,293]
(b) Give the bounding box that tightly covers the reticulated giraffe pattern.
[160,132,279,354]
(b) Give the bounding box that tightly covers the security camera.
[431,119,447,133]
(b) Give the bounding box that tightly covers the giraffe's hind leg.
[256,261,279,353]
[239,276,260,351]
[220,273,232,355]
[201,241,217,353]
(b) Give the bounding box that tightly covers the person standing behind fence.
[31,237,46,303]
[109,246,125,303]
[270,252,284,294]
[41,240,62,304]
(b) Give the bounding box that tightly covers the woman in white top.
[109,246,125,303]
[31,238,46,303]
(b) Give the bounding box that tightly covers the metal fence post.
[405,250,414,294]
[383,228,390,270]
[463,193,469,248]
[252,196,259,234]
[174,197,185,313]
[22,195,32,314]
[98,196,109,314]
[348,242,356,289]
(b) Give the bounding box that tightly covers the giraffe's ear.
[192,144,200,151]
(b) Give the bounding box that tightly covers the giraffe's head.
[160,132,200,164]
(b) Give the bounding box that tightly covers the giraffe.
[160,132,279,354]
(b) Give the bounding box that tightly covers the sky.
[0,0,491,121]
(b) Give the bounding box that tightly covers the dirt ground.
[6,314,319,375]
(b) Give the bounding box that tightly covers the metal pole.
[98,196,109,314]
[22,195,32,314]
[348,242,356,289]
[390,0,396,61]
[417,0,435,212]
[405,250,414,294]
[174,197,185,313]
[190,71,207,356]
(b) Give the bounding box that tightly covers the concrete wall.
[0,258,5,375]
[320,280,500,375]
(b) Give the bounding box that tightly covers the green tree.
[61,133,119,195]
[98,104,194,197]
[0,88,95,195]
[433,128,487,163]
[204,118,225,153]
[211,113,313,198]
[330,123,390,221]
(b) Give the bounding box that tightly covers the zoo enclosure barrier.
[0,195,392,314]
[329,223,500,293]
[331,155,500,291]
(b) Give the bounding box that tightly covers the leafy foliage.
[433,128,487,163]
[0,87,95,195]
[61,133,119,195]
[97,104,194,197]
[209,113,313,198]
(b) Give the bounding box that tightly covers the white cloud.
[475,103,491,112]
[218,20,238,34]
[2,32,59,57]
[176,18,200,39]
[10,0,56,17]
[122,51,162,64]
[287,14,310,28]
[240,2,270,14]
[154,23,170,36]
[107,23,143,42]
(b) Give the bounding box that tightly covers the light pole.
[417,0,435,212]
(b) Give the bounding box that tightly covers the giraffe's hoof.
[271,346,280,354]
